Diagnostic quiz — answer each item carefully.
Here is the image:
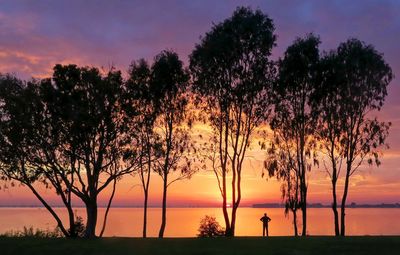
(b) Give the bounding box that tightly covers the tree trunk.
[143,187,149,238]
[221,169,231,236]
[230,164,237,237]
[222,194,231,236]
[99,179,117,237]
[85,199,98,238]
[340,170,351,236]
[300,177,307,236]
[26,182,70,237]
[67,205,76,238]
[230,206,237,237]
[332,173,340,236]
[142,153,151,238]
[158,173,168,238]
[292,209,298,236]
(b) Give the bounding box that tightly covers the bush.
[68,216,86,238]
[197,215,225,237]
[0,226,62,238]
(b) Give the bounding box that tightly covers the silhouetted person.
[260,213,271,237]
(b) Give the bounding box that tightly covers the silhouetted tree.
[0,74,77,237]
[151,51,195,238]
[264,138,301,236]
[270,34,320,236]
[39,64,138,238]
[312,51,345,236]
[318,39,392,236]
[125,59,162,238]
[190,7,276,236]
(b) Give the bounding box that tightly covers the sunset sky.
[0,0,399,207]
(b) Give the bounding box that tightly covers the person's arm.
[268,217,271,222]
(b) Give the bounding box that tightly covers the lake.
[0,207,399,236]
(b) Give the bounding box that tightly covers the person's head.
[264,213,267,216]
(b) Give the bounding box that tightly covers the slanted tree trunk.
[99,178,117,237]
[221,169,231,236]
[25,182,71,237]
[340,167,351,236]
[158,172,168,238]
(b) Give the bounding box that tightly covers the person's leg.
[266,226,269,237]
[263,225,265,236]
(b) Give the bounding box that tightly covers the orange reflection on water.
[0,208,399,237]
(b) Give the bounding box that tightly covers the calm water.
[0,207,399,236]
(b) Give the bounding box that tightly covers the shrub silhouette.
[1,226,62,238]
[68,216,86,238]
[197,215,225,237]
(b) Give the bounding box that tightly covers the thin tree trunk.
[230,206,237,237]
[142,150,152,238]
[66,204,76,238]
[230,164,237,237]
[230,167,242,237]
[293,209,298,236]
[301,174,307,236]
[158,173,168,238]
[340,169,351,236]
[301,194,307,236]
[221,119,231,237]
[99,178,117,237]
[222,185,231,236]
[143,188,149,238]
[332,172,340,236]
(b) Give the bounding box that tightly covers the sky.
[0,0,399,207]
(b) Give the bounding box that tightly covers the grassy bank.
[1,236,399,255]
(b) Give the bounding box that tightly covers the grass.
[1,236,399,255]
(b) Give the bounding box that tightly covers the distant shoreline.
[252,203,400,208]
[0,203,399,209]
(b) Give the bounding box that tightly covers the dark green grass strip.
[1,236,399,255]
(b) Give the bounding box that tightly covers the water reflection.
[0,208,399,237]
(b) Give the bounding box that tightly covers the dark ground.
[1,236,399,255]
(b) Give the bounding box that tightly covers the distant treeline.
[0,7,392,238]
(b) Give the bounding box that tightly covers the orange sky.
[1,122,399,207]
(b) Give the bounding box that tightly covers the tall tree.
[39,64,138,238]
[190,7,276,236]
[151,51,195,238]
[125,59,161,238]
[271,34,320,236]
[0,75,78,237]
[312,51,345,236]
[325,39,392,236]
